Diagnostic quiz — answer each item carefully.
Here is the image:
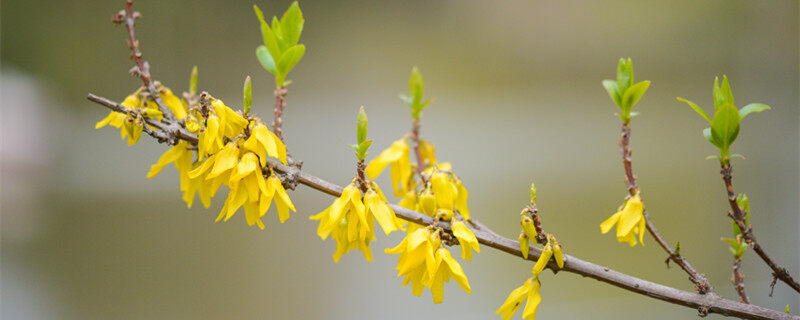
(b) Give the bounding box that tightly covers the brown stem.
[410,119,425,178]
[356,159,368,193]
[733,257,750,304]
[620,123,712,294]
[88,94,798,319]
[112,0,176,123]
[273,86,287,141]
[721,163,800,294]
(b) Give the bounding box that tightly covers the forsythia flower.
[600,193,646,246]
[451,219,480,261]
[519,233,531,259]
[310,182,400,262]
[385,227,471,303]
[496,276,542,320]
[366,138,412,196]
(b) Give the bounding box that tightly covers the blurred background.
[2,0,798,319]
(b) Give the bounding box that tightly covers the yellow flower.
[431,171,456,210]
[159,88,188,120]
[520,213,537,241]
[532,243,553,275]
[451,219,480,261]
[364,189,400,235]
[217,153,295,229]
[454,177,471,220]
[95,94,140,133]
[146,141,194,179]
[211,99,248,138]
[600,193,646,246]
[428,247,471,304]
[519,233,530,259]
[310,183,375,262]
[243,124,287,165]
[121,115,143,145]
[386,227,471,303]
[419,139,438,167]
[366,138,412,196]
[496,276,542,320]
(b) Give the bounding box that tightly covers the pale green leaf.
[256,45,276,74]
[739,103,771,119]
[677,97,711,123]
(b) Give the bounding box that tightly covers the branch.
[620,123,712,293]
[721,163,800,294]
[272,86,287,141]
[87,94,796,319]
[733,256,751,304]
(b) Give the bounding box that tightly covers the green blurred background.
[2,0,798,319]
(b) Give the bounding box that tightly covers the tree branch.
[88,94,796,319]
[733,256,751,304]
[620,123,712,293]
[720,163,800,294]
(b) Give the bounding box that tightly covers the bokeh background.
[2,0,798,319]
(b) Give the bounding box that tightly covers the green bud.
[357,106,368,144]
[189,66,198,96]
[529,183,537,204]
[243,76,252,114]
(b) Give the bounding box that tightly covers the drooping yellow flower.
[519,233,530,259]
[419,139,438,167]
[496,276,542,320]
[386,227,440,297]
[311,183,375,262]
[366,138,412,196]
[96,93,142,141]
[451,219,480,261]
[146,140,194,179]
[532,243,553,275]
[600,193,646,246]
[386,226,472,303]
[121,115,144,145]
[216,153,296,229]
[427,246,471,304]
[243,124,287,165]
[364,188,400,235]
[431,170,456,210]
[159,87,188,120]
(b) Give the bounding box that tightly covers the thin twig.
[272,86,287,141]
[112,0,176,123]
[721,163,800,294]
[620,123,712,294]
[733,256,751,304]
[87,94,796,319]
[410,119,425,178]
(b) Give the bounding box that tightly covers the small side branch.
[272,86,287,141]
[733,257,750,304]
[410,119,425,179]
[620,123,712,294]
[720,163,800,294]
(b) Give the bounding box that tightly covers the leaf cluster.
[678,76,770,161]
[400,67,434,120]
[602,58,651,124]
[721,194,751,259]
[350,106,373,160]
[254,2,305,88]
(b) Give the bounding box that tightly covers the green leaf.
[616,58,633,93]
[243,76,252,114]
[279,1,304,47]
[702,127,719,147]
[739,103,770,119]
[271,16,288,53]
[254,6,281,60]
[621,80,650,114]
[712,77,723,111]
[720,76,735,106]
[602,79,622,109]
[189,66,198,96]
[356,106,368,144]
[409,67,424,107]
[275,44,306,87]
[710,103,741,157]
[677,97,711,123]
[399,94,413,107]
[256,46,276,74]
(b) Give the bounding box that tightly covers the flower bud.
[419,190,436,216]
[532,243,553,275]
[519,233,530,259]
[243,76,252,114]
[520,214,537,241]
[357,106,368,144]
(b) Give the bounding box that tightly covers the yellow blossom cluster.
[96,86,294,229]
[95,86,186,145]
[310,181,400,262]
[385,227,471,304]
[600,193,646,246]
